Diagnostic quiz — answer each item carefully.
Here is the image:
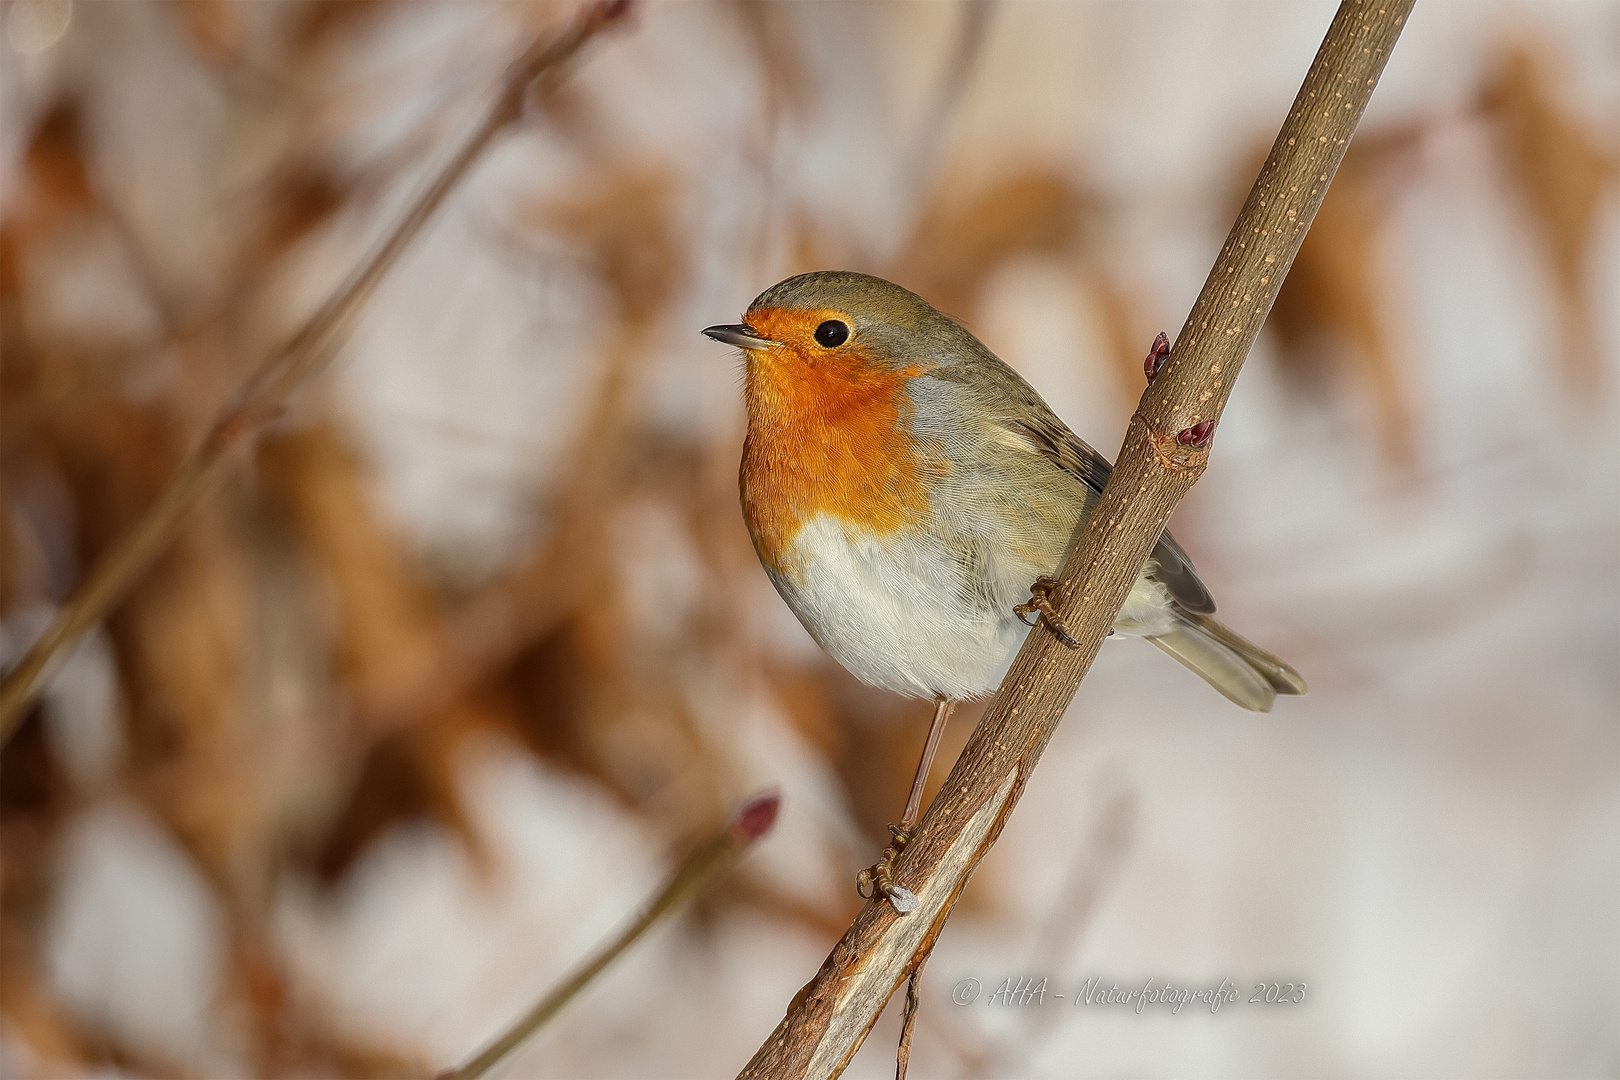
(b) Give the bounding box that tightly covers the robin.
[704,271,1304,911]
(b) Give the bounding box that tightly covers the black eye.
[813,320,850,348]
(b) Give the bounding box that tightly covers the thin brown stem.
[0,0,633,744]
[895,966,924,1080]
[737,4,1414,1076]
[441,792,780,1080]
[903,0,994,198]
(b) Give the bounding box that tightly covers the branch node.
[209,408,256,450]
[1137,411,1213,473]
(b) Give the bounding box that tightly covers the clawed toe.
[856,825,918,913]
[1016,577,1082,649]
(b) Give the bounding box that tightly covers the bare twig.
[0,0,633,743]
[736,3,1413,1076]
[970,788,1136,1078]
[439,792,782,1080]
[902,0,994,197]
[894,967,923,1080]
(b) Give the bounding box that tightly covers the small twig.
[894,966,924,1080]
[973,788,1136,1077]
[902,0,994,198]
[737,3,1413,1076]
[439,792,781,1080]
[0,0,633,745]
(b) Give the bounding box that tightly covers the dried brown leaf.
[0,943,96,1073]
[525,165,685,324]
[1268,138,1418,468]
[293,0,399,54]
[246,168,346,270]
[1480,45,1618,399]
[37,394,259,880]
[257,424,497,877]
[174,0,247,67]
[892,166,1095,321]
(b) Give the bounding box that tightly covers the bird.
[703,270,1304,910]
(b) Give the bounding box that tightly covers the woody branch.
[737,2,1413,1077]
[0,0,632,743]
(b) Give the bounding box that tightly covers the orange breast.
[740,330,941,574]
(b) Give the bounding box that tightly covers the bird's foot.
[856,824,918,913]
[1015,577,1082,649]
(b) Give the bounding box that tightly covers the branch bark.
[737,3,1413,1076]
[0,0,632,743]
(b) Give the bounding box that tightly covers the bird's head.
[703,271,981,376]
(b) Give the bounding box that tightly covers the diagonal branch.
[736,3,1413,1076]
[0,0,633,742]
[440,793,781,1080]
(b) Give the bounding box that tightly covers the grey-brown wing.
[1008,413,1217,616]
[927,335,1218,616]
[1148,526,1215,616]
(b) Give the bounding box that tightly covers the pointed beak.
[702,323,772,350]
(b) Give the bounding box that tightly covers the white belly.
[767,516,1021,699]
[766,514,1179,700]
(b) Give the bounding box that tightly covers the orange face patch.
[738,307,942,573]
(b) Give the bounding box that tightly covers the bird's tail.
[1146,611,1307,713]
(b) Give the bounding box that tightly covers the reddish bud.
[730,791,780,842]
[1177,419,1215,448]
[1144,332,1171,381]
[210,409,253,450]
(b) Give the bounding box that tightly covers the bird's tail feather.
[1146,612,1307,713]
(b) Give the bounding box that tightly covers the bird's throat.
[740,350,940,574]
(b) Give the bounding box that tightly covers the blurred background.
[2,1,1616,1077]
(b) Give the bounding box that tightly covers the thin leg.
[900,698,956,832]
[857,698,956,913]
